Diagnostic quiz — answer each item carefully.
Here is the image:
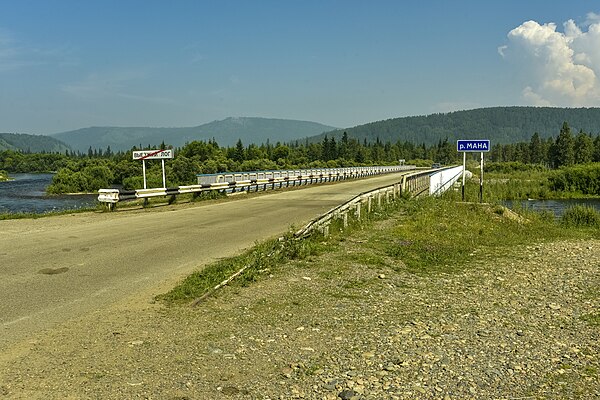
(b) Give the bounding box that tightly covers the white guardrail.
[98,165,418,209]
[429,166,463,196]
[295,165,464,238]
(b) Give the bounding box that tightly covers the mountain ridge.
[0,133,71,153]
[313,106,600,146]
[50,117,337,152]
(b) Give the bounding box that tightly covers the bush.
[548,163,600,195]
[561,205,600,228]
[485,162,546,173]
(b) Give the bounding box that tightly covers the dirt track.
[0,210,598,399]
[0,173,408,354]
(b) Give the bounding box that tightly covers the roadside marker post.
[132,149,174,189]
[456,140,490,202]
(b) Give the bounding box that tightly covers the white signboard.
[132,149,174,160]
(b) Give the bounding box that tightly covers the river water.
[0,173,97,214]
[504,198,600,217]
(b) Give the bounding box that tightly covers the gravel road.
[1,212,598,399]
[0,172,409,352]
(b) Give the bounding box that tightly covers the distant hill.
[311,107,600,146]
[0,133,70,153]
[50,117,336,152]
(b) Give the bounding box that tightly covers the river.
[0,173,97,214]
[504,198,600,217]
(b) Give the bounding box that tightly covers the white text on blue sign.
[457,140,490,152]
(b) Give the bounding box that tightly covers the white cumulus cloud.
[500,14,600,107]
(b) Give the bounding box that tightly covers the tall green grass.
[561,205,600,228]
[159,183,599,305]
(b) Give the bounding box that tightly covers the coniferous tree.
[529,132,543,164]
[593,135,600,162]
[553,122,575,167]
[574,131,594,164]
[234,139,245,162]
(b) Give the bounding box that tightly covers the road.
[0,173,407,352]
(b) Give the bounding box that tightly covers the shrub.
[561,205,600,228]
[548,163,600,195]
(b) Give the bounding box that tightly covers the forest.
[319,106,600,145]
[0,122,599,194]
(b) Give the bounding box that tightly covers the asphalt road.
[0,173,407,352]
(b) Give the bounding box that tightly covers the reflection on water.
[0,173,97,214]
[504,198,600,217]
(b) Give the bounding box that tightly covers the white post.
[162,159,166,189]
[462,152,466,201]
[142,159,147,189]
[479,151,484,203]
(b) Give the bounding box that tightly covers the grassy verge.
[471,166,600,201]
[0,204,103,220]
[158,186,599,305]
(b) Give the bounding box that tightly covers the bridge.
[1,167,462,356]
[97,165,462,208]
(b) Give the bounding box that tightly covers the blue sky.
[1,1,599,134]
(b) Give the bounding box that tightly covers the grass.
[156,232,329,305]
[0,204,103,220]
[561,205,600,228]
[158,178,599,305]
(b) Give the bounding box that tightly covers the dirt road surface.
[0,173,407,354]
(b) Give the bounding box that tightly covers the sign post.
[132,149,174,189]
[456,140,490,202]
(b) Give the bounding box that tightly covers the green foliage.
[5,120,600,197]
[157,233,325,305]
[548,164,600,195]
[47,160,114,194]
[485,162,546,173]
[561,205,600,228]
[554,122,575,167]
[159,187,596,306]
[318,107,600,147]
[381,197,592,274]
[0,150,69,173]
[122,175,164,190]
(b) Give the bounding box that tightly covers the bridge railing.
[97,165,417,209]
[295,165,463,238]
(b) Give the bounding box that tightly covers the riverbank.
[0,173,97,215]
[0,198,598,399]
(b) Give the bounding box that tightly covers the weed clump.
[561,205,600,228]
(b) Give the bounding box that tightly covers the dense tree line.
[2,120,599,194]
[0,134,457,193]
[321,107,600,146]
[489,122,600,167]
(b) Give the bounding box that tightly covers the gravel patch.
[1,223,598,399]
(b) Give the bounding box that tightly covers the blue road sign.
[457,139,490,152]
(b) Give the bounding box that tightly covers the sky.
[1,0,599,134]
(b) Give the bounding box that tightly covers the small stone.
[324,383,336,391]
[378,274,386,279]
[338,389,357,400]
